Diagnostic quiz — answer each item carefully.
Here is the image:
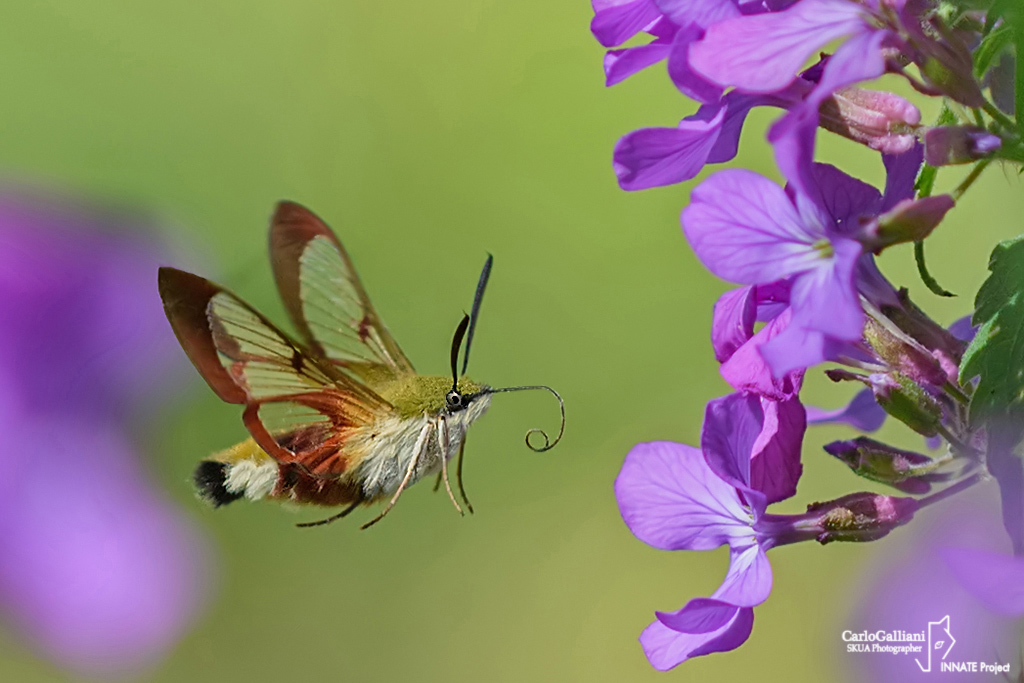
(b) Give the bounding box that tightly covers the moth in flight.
[159,202,563,529]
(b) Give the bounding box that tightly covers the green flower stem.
[951,159,992,201]
[914,240,956,297]
[982,99,1018,135]
[917,471,985,509]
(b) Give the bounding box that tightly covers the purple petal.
[806,387,887,432]
[667,23,725,102]
[703,392,802,506]
[656,544,772,632]
[714,543,773,605]
[682,169,823,284]
[614,106,727,190]
[881,144,924,210]
[754,279,792,321]
[749,397,805,504]
[770,29,888,198]
[948,315,977,343]
[656,598,738,633]
[940,547,1024,617]
[591,0,662,48]
[805,163,882,230]
[604,38,673,86]
[689,0,867,92]
[787,237,863,340]
[702,393,760,493]
[615,441,754,551]
[704,91,778,163]
[711,286,756,363]
[759,323,849,377]
[640,608,754,670]
[720,307,803,400]
[655,0,740,27]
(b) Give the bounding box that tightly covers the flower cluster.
[593,0,1024,670]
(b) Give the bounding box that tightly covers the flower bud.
[864,317,949,390]
[823,436,948,494]
[807,492,919,544]
[924,125,1002,166]
[911,22,985,107]
[823,369,943,437]
[818,87,920,154]
[869,372,943,438]
[861,195,954,251]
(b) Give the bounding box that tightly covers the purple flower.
[685,146,953,378]
[615,441,770,669]
[682,167,865,376]
[0,191,209,675]
[616,396,914,669]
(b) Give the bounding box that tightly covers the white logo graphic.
[915,615,955,673]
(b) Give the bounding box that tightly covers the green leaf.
[960,236,1024,422]
[974,24,1012,79]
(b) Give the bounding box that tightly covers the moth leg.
[437,415,464,516]
[455,435,474,514]
[360,419,433,530]
[432,471,443,492]
[295,498,362,528]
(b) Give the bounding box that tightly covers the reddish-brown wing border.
[159,267,248,404]
[159,266,388,476]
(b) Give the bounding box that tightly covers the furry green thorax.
[376,375,486,418]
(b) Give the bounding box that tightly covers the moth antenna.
[479,385,565,452]
[450,313,470,391]
[462,254,493,375]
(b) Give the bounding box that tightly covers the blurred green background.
[0,1,1021,681]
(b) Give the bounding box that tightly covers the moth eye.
[446,391,462,408]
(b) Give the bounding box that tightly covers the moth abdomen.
[194,460,244,507]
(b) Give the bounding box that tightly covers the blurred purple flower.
[0,190,209,675]
[849,489,1020,682]
[941,546,1024,617]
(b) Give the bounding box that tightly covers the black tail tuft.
[194,461,243,507]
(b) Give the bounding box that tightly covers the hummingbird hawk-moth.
[159,202,563,529]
